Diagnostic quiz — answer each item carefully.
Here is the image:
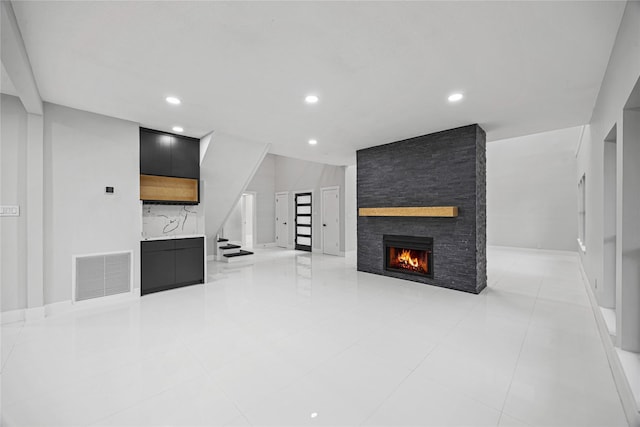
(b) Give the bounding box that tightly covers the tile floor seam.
[357,302,474,426]
[0,322,24,374]
[1,346,157,410]
[85,367,229,427]
[495,278,541,426]
[2,248,628,426]
[577,265,632,425]
[181,339,258,425]
[3,340,208,423]
[356,359,424,426]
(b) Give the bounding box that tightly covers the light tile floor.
[0,247,629,426]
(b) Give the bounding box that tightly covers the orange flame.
[397,249,419,268]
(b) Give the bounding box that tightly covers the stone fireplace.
[384,235,433,278]
[356,124,486,294]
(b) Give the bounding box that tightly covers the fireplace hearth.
[383,235,433,278]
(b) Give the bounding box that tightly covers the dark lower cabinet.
[141,249,175,293]
[175,247,204,285]
[141,237,204,295]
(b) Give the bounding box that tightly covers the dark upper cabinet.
[171,135,200,179]
[139,128,199,179]
[140,130,172,176]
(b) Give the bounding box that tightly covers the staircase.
[216,237,254,263]
[200,131,270,244]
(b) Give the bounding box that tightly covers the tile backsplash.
[142,204,204,238]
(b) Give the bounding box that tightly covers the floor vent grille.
[75,252,131,302]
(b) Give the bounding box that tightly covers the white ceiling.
[9,1,625,165]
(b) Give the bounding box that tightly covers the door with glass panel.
[295,192,312,252]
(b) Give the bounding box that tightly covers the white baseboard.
[45,300,73,317]
[579,261,640,427]
[257,242,277,248]
[1,306,46,324]
[25,306,45,323]
[1,309,25,325]
[2,291,141,325]
[487,245,578,258]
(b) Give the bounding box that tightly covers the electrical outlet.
[0,206,20,217]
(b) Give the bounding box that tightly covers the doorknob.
[283,222,287,225]
[323,224,327,227]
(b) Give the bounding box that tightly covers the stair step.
[223,250,254,258]
[219,244,241,250]
[217,238,229,242]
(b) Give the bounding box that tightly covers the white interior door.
[241,193,254,248]
[275,192,289,248]
[322,187,340,256]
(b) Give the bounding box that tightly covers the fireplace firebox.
[383,235,433,278]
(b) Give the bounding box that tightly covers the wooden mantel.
[358,206,458,217]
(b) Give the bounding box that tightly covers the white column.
[26,113,44,320]
[602,138,616,309]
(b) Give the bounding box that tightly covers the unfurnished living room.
[1,1,640,426]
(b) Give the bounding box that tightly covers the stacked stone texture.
[356,124,486,294]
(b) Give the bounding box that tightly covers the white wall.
[240,153,348,252]
[246,153,276,244]
[43,103,141,305]
[576,2,640,423]
[578,1,640,293]
[1,94,28,311]
[487,126,581,251]
[345,164,357,252]
[274,155,346,252]
[223,199,243,243]
[200,131,269,252]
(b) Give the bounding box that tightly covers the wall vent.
[74,252,131,302]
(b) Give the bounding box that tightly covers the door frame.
[275,191,289,248]
[321,186,341,256]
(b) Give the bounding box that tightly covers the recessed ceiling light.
[172,126,184,133]
[310,412,318,418]
[448,93,463,102]
[308,139,318,145]
[166,96,181,105]
[305,95,319,104]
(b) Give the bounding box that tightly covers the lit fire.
[397,249,419,269]
[390,247,429,274]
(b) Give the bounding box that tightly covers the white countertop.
[141,234,206,241]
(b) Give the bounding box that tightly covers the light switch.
[0,206,20,217]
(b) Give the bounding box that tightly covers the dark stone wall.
[357,124,486,294]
